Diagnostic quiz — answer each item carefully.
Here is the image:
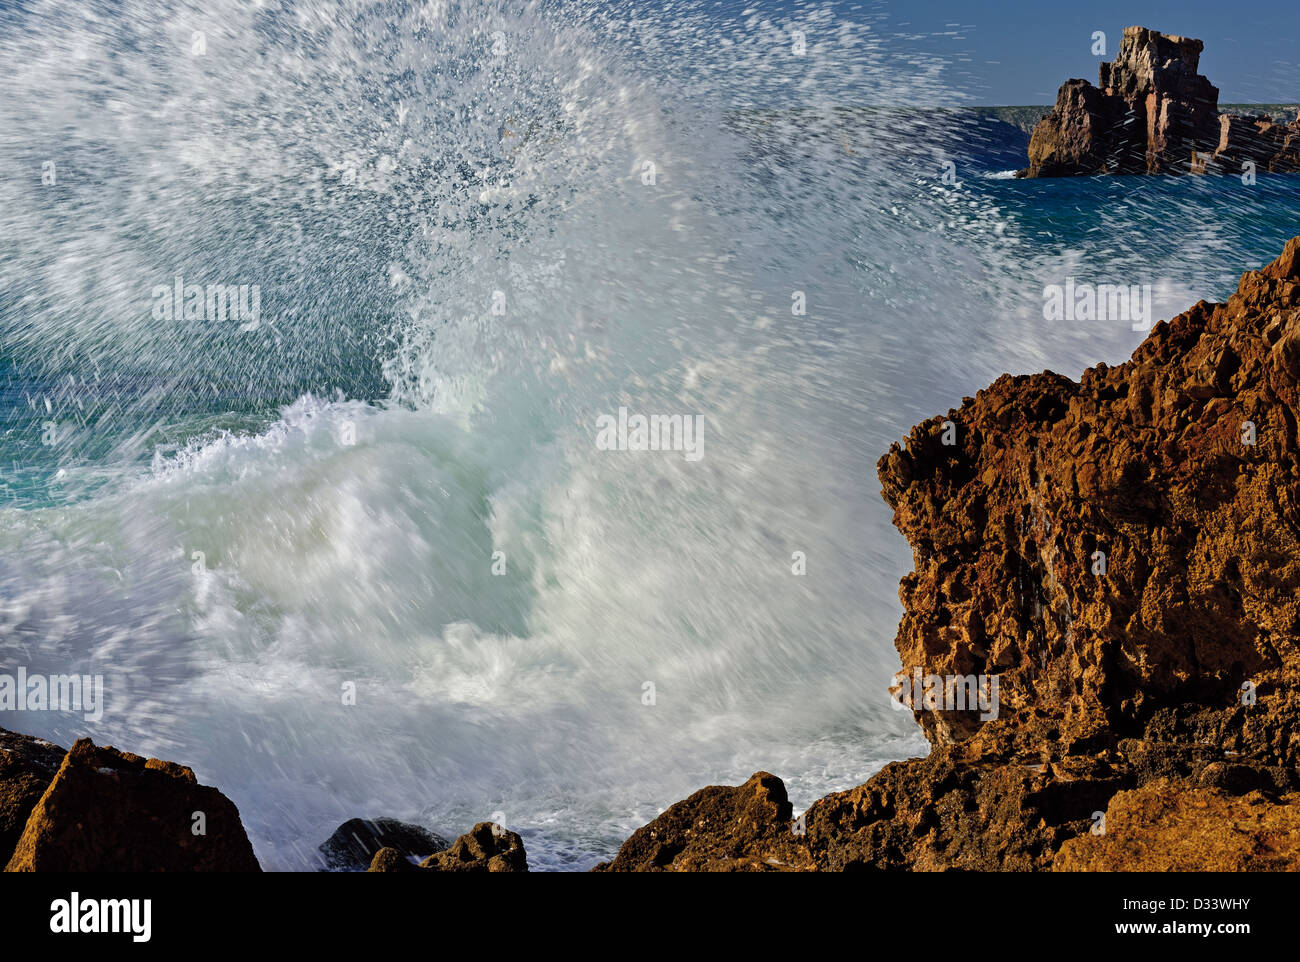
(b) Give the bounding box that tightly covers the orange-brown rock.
[800,730,1124,871]
[603,236,1300,871]
[1206,111,1300,175]
[1024,79,1124,177]
[878,237,1300,757]
[5,737,260,872]
[1053,779,1300,870]
[595,772,814,871]
[0,728,64,865]
[368,821,528,872]
[368,846,418,872]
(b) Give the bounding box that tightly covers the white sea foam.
[0,0,1228,869]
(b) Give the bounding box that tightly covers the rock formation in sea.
[367,821,529,872]
[598,236,1300,870]
[318,817,450,871]
[2,734,261,871]
[592,772,810,872]
[0,725,533,872]
[1022,26,1300,177]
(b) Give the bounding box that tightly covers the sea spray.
[0,0,1293,871]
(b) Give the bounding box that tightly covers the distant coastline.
[969,103,1300,134]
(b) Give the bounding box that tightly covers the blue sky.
[708,0,1300,105]
[883,0,1300,104]
[1,0,1292,106]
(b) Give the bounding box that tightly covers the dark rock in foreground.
[319,817,449,871]
[5,737,260,872]
[0,728,65,866]
[368,821,528,872]
[595,772,811,871]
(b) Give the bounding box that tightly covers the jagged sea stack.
[1025,27,1220,176]
[1022,26,1300,177]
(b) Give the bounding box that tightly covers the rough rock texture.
[319,817,449,871]
[1023,79,1124,177]
[595,772,814,871]
[5,737,261,872]
[1202,110,1300,175]
[1054,779,1300,871]
[368,846,418,872]
[831,234,1300,869]
[0,728,65,865]
[801,737,1122,871]
[601,237,1300,871]
[877,237,1300,758]
[1023,27,1300,177]
[368,822,528,872]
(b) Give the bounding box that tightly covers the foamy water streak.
[0,0,1239,868]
